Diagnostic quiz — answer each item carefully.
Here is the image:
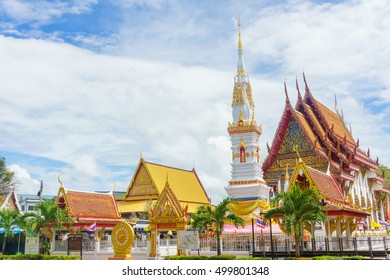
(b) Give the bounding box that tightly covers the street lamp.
[269,188,275,260]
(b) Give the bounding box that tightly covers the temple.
[0,188,20,211]
[225,19,271,216]
[119,156,211,218]
[262,74,390,235]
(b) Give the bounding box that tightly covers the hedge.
[164,255,269,260]
[0,254,80,260]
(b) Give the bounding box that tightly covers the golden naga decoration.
[58,175,63,187]
[246,83,254,107]
[293,145,303,162]
[285,163,290,181]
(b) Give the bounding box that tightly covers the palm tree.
[264,185,326,258]
[0,209,22,254]
[24,199,72,254]
[191,197,245,255]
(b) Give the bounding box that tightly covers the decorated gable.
[289,160,344,202]
[150,181,186,224]
[279,119,312,155]
[127,163,159,199]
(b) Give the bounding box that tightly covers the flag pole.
[251,218,255,257]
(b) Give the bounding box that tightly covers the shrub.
[164,255,208,260]
[0,254,80,260]
[312,255,366,260]
[164,254,237,260]
[237,257,270,260]
[207,254,236,260]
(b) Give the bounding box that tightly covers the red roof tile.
[305,166,344,202]
[61,188,121,223]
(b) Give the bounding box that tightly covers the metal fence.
[53,234,390,258]
[197,235,390,256]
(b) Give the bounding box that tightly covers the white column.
[327,219,333,250]
[380,198,385,221]
[50,228,55,254]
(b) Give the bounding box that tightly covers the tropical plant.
[264,184,326,258]
[23,199,72,254]
[0,157,14,194]
[191,197,245,255]
[0,209,23,254]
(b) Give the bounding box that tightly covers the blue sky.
[0,0,389,202]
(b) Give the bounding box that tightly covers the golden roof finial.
[111,182,117,193]
[238,17,243,51]
[58,175,63,188]
[140,151,143,159]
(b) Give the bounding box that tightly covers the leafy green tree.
[378,164,390,187]
[24,199,72,254]
[191,197,245,255]
[0,209,23,254]
[264,185,326,258]
[0,157,14,194]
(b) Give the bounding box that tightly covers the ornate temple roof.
[56,186,121,225]
[290,160,369,218]
[119,158,211,214]
[0,189,20,211]
[305,166,343,202]
[263,74,380,177]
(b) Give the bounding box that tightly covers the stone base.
[108,256,133,260]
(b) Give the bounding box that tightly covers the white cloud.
[7,164,40,194]
[0,0,389,204]
[0,0,98,25]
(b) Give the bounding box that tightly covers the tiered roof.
[263,74,383,184]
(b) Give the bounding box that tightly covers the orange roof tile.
[302,103,326,138]
[62,189,121,223]
[324,204,368,217]
[305,166,344,202]
[313,99,354,143]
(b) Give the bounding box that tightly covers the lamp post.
[251,218,255,256]
[269,216,274,259]
[269,187,275,260]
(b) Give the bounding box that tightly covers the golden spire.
[238,17,243,51]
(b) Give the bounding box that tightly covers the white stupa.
[225,19,271,210]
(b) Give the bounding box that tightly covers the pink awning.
[223,223,283,235]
